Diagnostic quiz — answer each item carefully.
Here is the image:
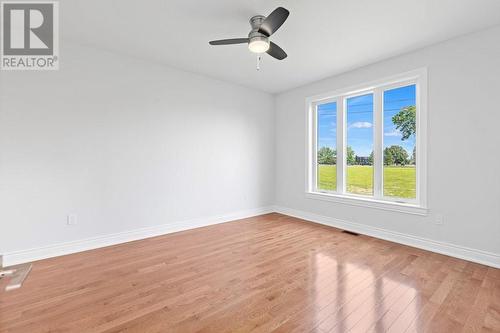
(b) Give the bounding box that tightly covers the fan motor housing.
[248,32,268,45]
[249,15,266,30]
[248,15,269,44]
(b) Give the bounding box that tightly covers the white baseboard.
[2,206,274,266]
[4,205,499,269]
[274,205,500,269]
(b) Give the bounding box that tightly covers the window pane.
[346,94,373,195]
[317,102,337,191]
[383,85,416,199]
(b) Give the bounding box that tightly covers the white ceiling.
[61,0,500,93]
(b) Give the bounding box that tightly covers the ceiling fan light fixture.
[208,7,289,61]
[248,37,270,53]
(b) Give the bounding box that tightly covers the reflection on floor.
[0,213,499,332]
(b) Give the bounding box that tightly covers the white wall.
[2,27,499,267]
[275,26,500,259]
[0,43,274,256]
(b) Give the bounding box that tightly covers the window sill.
[305,191,428,216]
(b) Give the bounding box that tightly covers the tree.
[384,148,395,166]
[392,105,416,140]
[384,145,409,166]
[346,146,356,165]
[317,147,336,165]
[410,146,416,165]
[368,151,374,166]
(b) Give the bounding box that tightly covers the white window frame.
[305,68,428,215]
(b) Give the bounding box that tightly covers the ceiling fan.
[209,7,290,63]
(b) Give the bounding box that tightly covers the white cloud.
[349,121,372,129]
[384,130,401,137]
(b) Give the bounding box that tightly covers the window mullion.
[373,88,383,198]
[337,96,345,193]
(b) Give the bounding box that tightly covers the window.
[307,69,427,215]
[346,93,374,196]
[316,102,337,191]
[383,85,416,199]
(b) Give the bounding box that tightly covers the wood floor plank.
[0,213,498,333]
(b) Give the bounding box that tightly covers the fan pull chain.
[256,55,262,71]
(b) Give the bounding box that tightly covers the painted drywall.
[2,26,499,266]
[274,26,500,257]
[0,43,274,255]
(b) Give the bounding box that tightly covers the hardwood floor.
[1,213,499,332]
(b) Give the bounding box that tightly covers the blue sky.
[317,84,416,158]
[317,102,337,150]
[383,85,416,155]
[347,93,373,156]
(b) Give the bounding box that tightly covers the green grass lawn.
[318,165,416,199]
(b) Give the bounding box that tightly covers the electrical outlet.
[434,214,444,225]
[67,214,77,226]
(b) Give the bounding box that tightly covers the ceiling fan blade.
[258,7,289,37]
[266,41,287,60]
[209,38,249,45]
